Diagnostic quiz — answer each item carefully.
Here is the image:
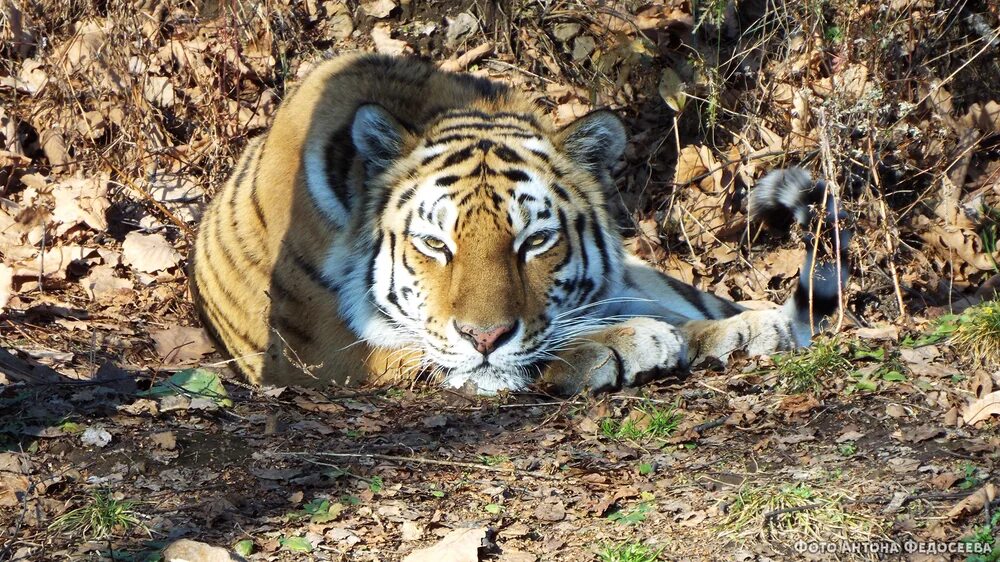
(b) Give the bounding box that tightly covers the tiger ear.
[556,110,627,174]
[351,104,407,174]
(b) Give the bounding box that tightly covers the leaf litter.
[1,0,1000,561]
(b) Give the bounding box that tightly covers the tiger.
[189,53,850,395]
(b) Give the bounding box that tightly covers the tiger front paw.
[684,308,799,366]
[542,317,687,395]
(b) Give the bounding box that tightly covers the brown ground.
[2,1,999,561]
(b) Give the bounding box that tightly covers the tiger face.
[337,105,628,392]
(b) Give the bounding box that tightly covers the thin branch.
[274,451,565,481]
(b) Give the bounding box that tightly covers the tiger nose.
[455,320,518,355]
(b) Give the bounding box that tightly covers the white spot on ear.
[304,144,349,227]
[522,137,551,154]
[416,144,448,160]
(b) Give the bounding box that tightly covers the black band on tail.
[749,167,851,323]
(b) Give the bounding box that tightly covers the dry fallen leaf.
[51,175,111,234]
[0,471,29,508]
[122,231,182,273]
[401,520,424,542]
[371,23,410,55]
[361,0,396,18]
[778,394,820,416]
[143,76,175,107]
[533,499,565,522]
[962,391,1000,425]
[658,66,686,112]
[82,265,133,300]
[402,527,486,562]
[151,326,215,366]
[0,263,12,309]
[855,325,899,341]
[946,483,996,519]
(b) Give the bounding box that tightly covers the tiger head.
[337,104,627,392]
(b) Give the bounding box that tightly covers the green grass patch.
[950,300,1000,367]
[846,343,907,393]
[478,454,510,466]
[775,338,852,393]
[49,490,147,540]
[903,300,1000,366]
[600,401,681,441]
[837,442,857,457]
[964,511,1000,562]
[291,498,344,523]
[598,541,662,562]
[607,502,653,525]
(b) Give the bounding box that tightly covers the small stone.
[446,12,478,46]
[552,23,580,42]
[151,431,176,450]
[533,499,565,522]
[572,35,596,61]
[80,427,112,448]
[162,539,246,562]
[885,404,906,418]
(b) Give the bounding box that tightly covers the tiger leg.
[541,317,687,395]
[680,307,803,367]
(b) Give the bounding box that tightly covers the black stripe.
[437,145,475,168]
[552,184,571,201]
[199,294,265,351]
[284,241,340,294]
[589,209,610,273]
[323,126,356,215]
[214,206,269,275]
[428,132,539,147]
[368,232,383,289]
[663,275,714,319]
[396,186,417,208]
[230,142,258,197]
[433,122,532,135]
[436,175,460,186]
[249,183,267,228]
[503,169,530,183]
[247,141,268,228]
[268,274,304,306]
[574,214,590,278]
[385,232,410,318]
[193,263,266,353]
[401,244,417,275]
[552,209,573,273]
[493,145,524,163]
[528,149,551,164]
[273,315,314,345]
[793,283,838,318]
[438,110,541,129]
[457,191,475,207]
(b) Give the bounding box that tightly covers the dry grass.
[951,299,1000,367]
[718,482,883,548]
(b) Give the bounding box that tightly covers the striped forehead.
[389,111,563,230]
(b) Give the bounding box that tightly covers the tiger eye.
[423,236,446,250]
[525,233,549,248]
